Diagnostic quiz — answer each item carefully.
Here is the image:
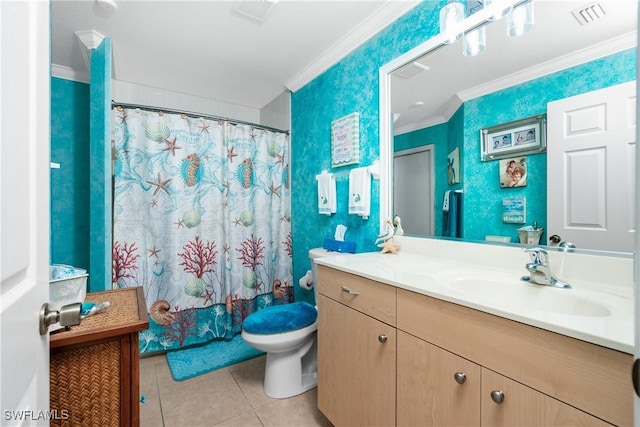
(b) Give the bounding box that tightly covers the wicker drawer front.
[50,340,121,427]
[318,265,396,326]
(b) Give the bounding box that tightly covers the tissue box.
[49,264,88,311]
[323,238,356,253]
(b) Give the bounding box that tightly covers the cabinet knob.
[490,390,505,404]
[453,372,466,384]
[378,334,388,343]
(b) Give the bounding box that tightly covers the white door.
[547,81,636,252]
[1,0,51,423]
[393,145,434,235]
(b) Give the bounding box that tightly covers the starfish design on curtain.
[269,182,281,198]
[227,146,238,163]
[163,136,182,156]
[147,246,161,258]
[199,121,210,133]
[146,173,172,196]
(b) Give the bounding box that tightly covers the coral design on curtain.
[112,107,292,354]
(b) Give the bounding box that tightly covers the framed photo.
[481,115,546,161]
[499,156,527,188]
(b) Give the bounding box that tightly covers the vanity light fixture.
[444,0,534,57]
[463,26,486,56]
[440,1,465,44]
[484,0,513,20]
[507,1,534,37]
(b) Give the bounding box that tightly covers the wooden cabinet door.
[481,368,612,427]
[397,331,480,426]
[318,294,396,427]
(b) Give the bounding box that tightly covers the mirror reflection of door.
[393,145,434,235]
[547,81,636,252]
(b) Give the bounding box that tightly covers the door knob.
[39,302,82,335]
[378,334,388,343]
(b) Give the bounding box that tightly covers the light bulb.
[507,1,534,37]
[440,2,465,44]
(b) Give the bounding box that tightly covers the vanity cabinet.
[397,331,480,426]
[317,265,397,427]
[397,288,632,427]
[317,264,632,426]
[398,331,610,426]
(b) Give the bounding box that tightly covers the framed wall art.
[481,115,546,161]
[331,112,360,167]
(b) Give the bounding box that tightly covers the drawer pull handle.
[454,372,466,384]
[341,286,360,295]
[490,390,505,404]
[378,334,388,343]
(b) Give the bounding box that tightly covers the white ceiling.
[51,0,420,110]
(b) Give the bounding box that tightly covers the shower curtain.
[112,106,292,354]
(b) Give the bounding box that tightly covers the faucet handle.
[523,247,548,265]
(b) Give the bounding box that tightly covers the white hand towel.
[317,172,336,215]
[348,167,370,219]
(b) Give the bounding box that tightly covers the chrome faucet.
[522,247,571,289]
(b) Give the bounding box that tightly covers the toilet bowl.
[241,247,344,399]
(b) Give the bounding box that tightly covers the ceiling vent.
[234,0,278,23]
[393,61,430,79]
[571,2,606,26]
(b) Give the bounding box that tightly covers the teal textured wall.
[50,77,90,270]
[89,38,113,291]
[290,1,446,303]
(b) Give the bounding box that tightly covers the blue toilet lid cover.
[243,302,317,335]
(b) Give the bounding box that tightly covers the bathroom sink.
[447,277,611,317]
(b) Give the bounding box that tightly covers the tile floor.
[139,353,333,427]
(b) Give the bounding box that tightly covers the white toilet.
[241,248,342,399]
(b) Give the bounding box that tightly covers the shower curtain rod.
[111,100,290,135]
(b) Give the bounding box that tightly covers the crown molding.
[285,1,420,93]
[458,31,637,102]
[51,63,90,84]
[74,29,105,50]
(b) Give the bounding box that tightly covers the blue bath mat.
[166,335,264,381]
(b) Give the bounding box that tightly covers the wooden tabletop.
[50,286,149,349]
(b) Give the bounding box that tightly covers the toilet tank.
[308,248,349,303]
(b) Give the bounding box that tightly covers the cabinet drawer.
[317,265,396,326]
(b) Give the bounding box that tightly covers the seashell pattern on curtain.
[112,107,292,354]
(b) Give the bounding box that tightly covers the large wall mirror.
[379,0,637,254]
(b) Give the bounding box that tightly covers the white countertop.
[315,250,634,354]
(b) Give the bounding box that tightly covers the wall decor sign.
[502,197,526,224]
[499,156,527,188]
[481,115,546,161]
[331,112,360,167]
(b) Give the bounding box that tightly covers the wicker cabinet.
[49,287,148,427]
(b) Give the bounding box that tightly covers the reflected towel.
[348,167,370,219]
[442,190,461,238]
[316,172,336,215]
